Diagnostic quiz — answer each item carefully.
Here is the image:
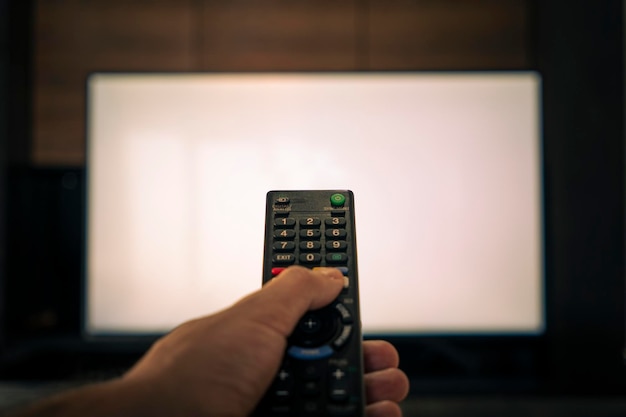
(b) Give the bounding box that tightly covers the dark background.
[1,0,625,415]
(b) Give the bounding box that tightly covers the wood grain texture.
[32,0,531,165]
[200,0,359,71]
[34,0,197,165]
[367,0,530,70]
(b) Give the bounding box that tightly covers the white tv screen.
[86,72,543,336]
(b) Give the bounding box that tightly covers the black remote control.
[254,190,365,416]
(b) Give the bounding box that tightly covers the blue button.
[337,267,349,275]
[287,345,334,360]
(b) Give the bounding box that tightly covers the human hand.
[12,266,409,417]
[121,266,409,416]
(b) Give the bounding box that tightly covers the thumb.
[233,266,345,338]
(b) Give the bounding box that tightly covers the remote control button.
[274,229,296,239]
[275,197,290,205]
[287,345,334,360]
[330,193,346,207]
[271,267,286,276]
[333,325,353,349]
[291,307,337,347]
[329,389,349,404]
[329,367,350,403]
[326,240,347,251]
[300,229,321,239]
[303,401,322,416]
[302,380,321,397]
[328,404,357,416]
[272,368,294,402]
[277,369,291,380]
[325,228,347,238]
[274,217,296,227]
[325,217,346,226]
[316,266,348,275]
[273,241,295,251]
[299,253,322,264]
[273,254,296,264]
[299,313,323,333]
[326,253,348,264]
[335,303,353,323]
[302,365,321,380]
[330,367,347,381]
[300,241,321,251]
[269,405,293,416]
[300,217,321,227]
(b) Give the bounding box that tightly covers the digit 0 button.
[330,193,346,207]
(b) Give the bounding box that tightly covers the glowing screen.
[86,72,543,335]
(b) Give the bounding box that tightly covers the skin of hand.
[12,266,409,417]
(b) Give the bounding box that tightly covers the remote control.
[254,190,365,416]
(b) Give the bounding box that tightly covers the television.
[85,72,544,339]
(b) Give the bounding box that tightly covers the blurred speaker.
[5,167,84,343]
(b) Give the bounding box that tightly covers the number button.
[300,229,321,239]
[300,241,321,251]
[299,253,322,264]
[300,217,321,227]
[325,217,346,226]
[273,241,295,251]
[274,218,296,227]
[274,229,296,239]
[325,229,346,238]
[326,240,347,251]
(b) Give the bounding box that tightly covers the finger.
[363,340,400,372]
[233,266,344,337]
[366,400,404,417]
[365,368,410,404]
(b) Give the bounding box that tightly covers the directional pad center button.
[299,314,322,333]
[290,307,338,348]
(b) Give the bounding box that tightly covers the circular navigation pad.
[289,307,338,347]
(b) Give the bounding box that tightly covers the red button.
[271,267,286,276]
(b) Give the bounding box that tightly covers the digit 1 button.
[330,193,346,207]
[274,217,296,227]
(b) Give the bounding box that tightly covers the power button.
[330,193,346,207]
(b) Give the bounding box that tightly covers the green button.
[330,193,346,206]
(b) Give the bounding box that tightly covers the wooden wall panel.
[367,0,530,70]
[34,0,197,165]
[32,0,531,165]
[200,0,360,71]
